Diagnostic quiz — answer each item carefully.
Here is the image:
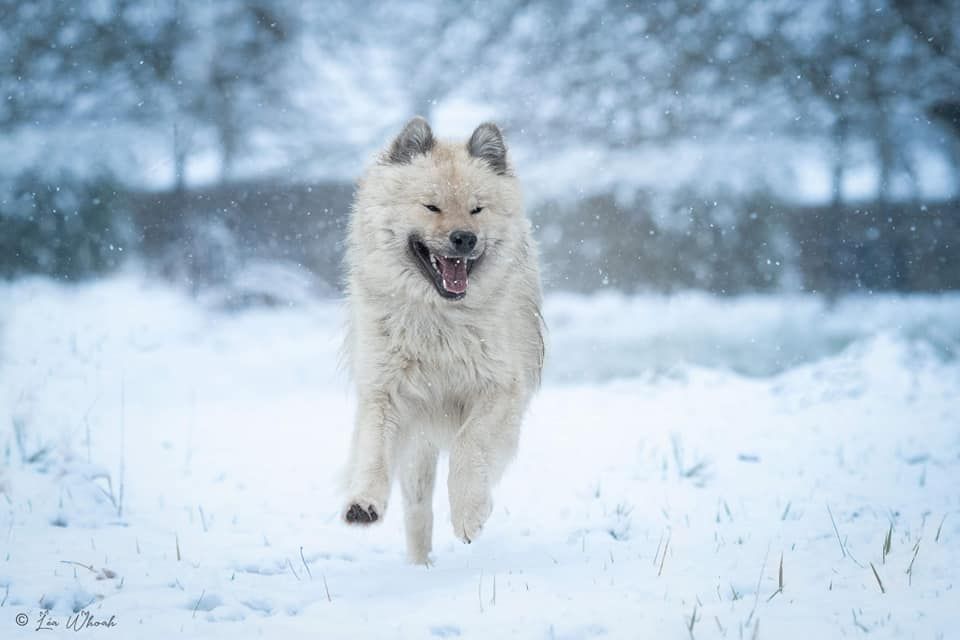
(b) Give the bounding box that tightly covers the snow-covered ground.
[0,276,957,638]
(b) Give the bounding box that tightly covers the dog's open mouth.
[409,237,482,300]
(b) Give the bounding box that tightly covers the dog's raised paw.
[451,494,492,544]
[344,503,379,524]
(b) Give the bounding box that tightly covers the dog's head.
[351,117,527,303]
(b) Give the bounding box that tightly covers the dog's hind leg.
[398,439,439,564]
[343,392,398,526]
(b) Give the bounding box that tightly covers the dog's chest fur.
[374,300,515,401]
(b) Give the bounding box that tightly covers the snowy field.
[0,275,957,638]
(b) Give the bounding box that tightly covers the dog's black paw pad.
[345,504,378,524]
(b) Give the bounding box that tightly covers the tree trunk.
[876,121,895,206]
[930,101,960,194]
[219,125,237,184]
[214,79,237,183]
[173,122,187,193]
[830,114,848,207]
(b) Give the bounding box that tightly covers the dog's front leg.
[343,391,398,525]
[399,440,439,564]
[448,393,522,544]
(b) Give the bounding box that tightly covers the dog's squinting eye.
[423,204,441,213]
[470,206,484,215]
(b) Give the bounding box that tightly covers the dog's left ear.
[467,122,509,175]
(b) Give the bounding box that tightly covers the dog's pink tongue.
[437,256,468,294]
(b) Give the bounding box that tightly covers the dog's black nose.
[449,230,477,255]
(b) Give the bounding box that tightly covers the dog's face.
[352,118,526,303]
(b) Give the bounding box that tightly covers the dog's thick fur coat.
[342,117,544,563]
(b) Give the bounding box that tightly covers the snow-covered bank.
[546,290,960,380]
[0,276,957,638]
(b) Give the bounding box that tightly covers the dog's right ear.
[385,116,435,164]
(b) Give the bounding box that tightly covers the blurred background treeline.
[1,0,958,299]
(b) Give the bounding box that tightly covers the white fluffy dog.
[341,117,544,564]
